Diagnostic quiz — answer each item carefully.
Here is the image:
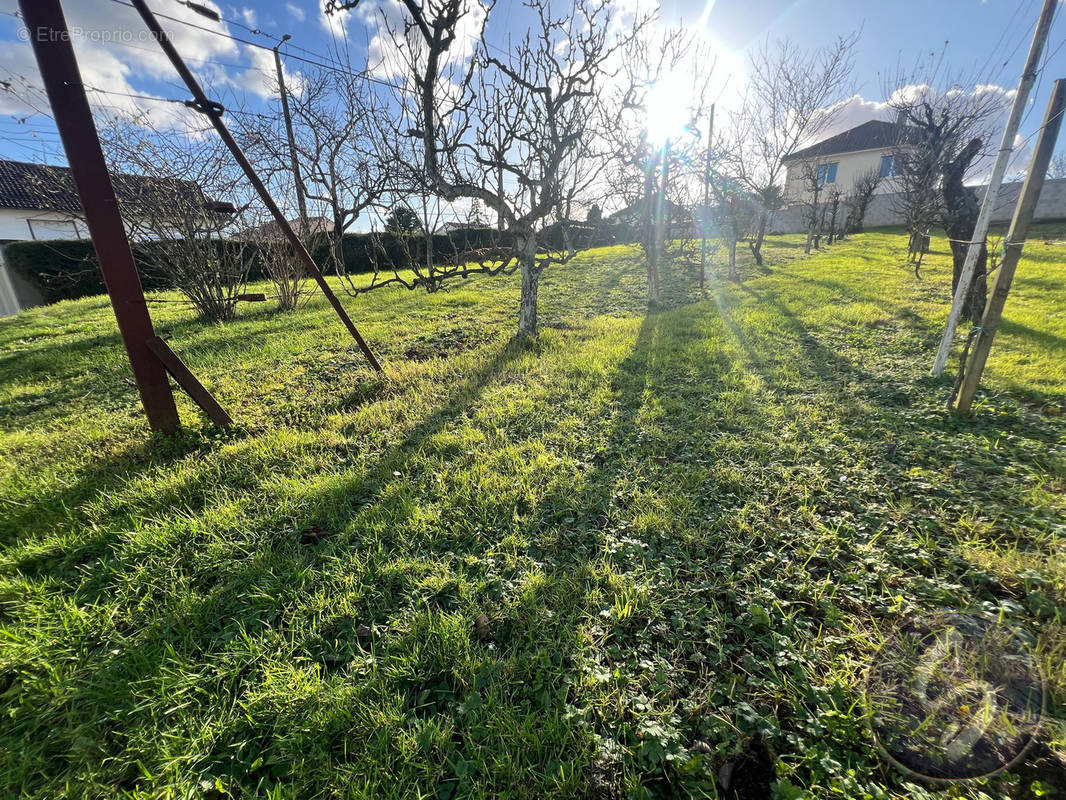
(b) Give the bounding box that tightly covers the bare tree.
[243,211,314,312]
[728,35,857,266]
[887,68,1009,319]
[825,186,843,244]
[99,116,252,321]
[844,168,882,233]
[603,27,712,303]
[331,0,647,338]
[706,154,759,282]
[795,159,826,254]
[240,67,391,281]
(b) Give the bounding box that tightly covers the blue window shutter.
[880,155,893,177]
[817,164,827,184]
[827,162,838,183]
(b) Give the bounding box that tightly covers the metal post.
[932,0,1058,375]
[128,0,383,373]
[273,37,309,237]
[955,79,1066,413]
[20,0,180,433]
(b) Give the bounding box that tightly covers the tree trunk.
[646,252,661,305]
[942,138,988,324]
[644,159,660,306]
[749,211,767,266]
[516,235,539,339]
[332,229,345,277]
[727,238,739,282]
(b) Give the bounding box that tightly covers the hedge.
[1,223,621,305]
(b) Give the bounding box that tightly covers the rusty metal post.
[129,0,383,373]
[20,0,180,433]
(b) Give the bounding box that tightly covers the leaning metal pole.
[931,0,1057,376]
[20,0,181,433]
[129,0,383,373]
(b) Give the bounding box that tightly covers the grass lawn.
[0,226,1064,799]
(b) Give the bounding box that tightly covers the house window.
[26,217,82,240]
[816,162,838,185]
[879,154,899,178]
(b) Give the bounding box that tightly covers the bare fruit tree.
[844,168,882,234]
[603,27,713,304]
[728,35,857,266]
[887,68,1010,319]
[99,115,252,322]
[239,67,391,281]
[329,0,647,338]
[795,159,826,254]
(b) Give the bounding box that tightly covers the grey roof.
[782,120,915,163]
[0,158,208,214]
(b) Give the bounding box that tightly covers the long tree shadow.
[3,335,545,795]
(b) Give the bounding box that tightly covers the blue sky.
[0,0,1062,172]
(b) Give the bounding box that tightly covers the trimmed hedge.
[1,223,621,305]
[1,239,265,305]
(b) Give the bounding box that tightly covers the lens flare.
[645,74,694,146]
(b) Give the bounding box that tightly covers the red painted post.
[20,0,180,433]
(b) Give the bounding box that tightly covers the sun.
[645,73,696,147]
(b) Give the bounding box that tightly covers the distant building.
[781,116,916,203]
[0,158,220,241]
[245,216,335,240]
[0,158,225,316]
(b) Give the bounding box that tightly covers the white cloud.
[319,0,351,40]
[285,2,306,22]
[0,0,284,134]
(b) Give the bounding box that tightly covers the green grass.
[0,226,1064,799]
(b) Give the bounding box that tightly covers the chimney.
[895,109,908,127]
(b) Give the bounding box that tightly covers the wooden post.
[954,79,1066,413]
[932,0,1059,375]
[700,104,715,289]
[20,0,180,433]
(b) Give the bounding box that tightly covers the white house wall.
[770,177,1066,234]
[784,147,900,202]
[0,208,88,241]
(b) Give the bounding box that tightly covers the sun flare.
[645,74,696,146]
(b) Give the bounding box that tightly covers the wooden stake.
[932,0,1059,375]
[700,104,715,289]
[129,0,383,373]
[954,79,1066,413]
[146,338,233,428]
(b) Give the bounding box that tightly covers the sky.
[0,0,1063,190]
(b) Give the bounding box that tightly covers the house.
[245,215,334,240]
[781,116,915,203]
[0,158,224,316]
[0,158,221,241]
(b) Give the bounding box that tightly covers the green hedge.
[0,239,264,305]
[1,223,620,305]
